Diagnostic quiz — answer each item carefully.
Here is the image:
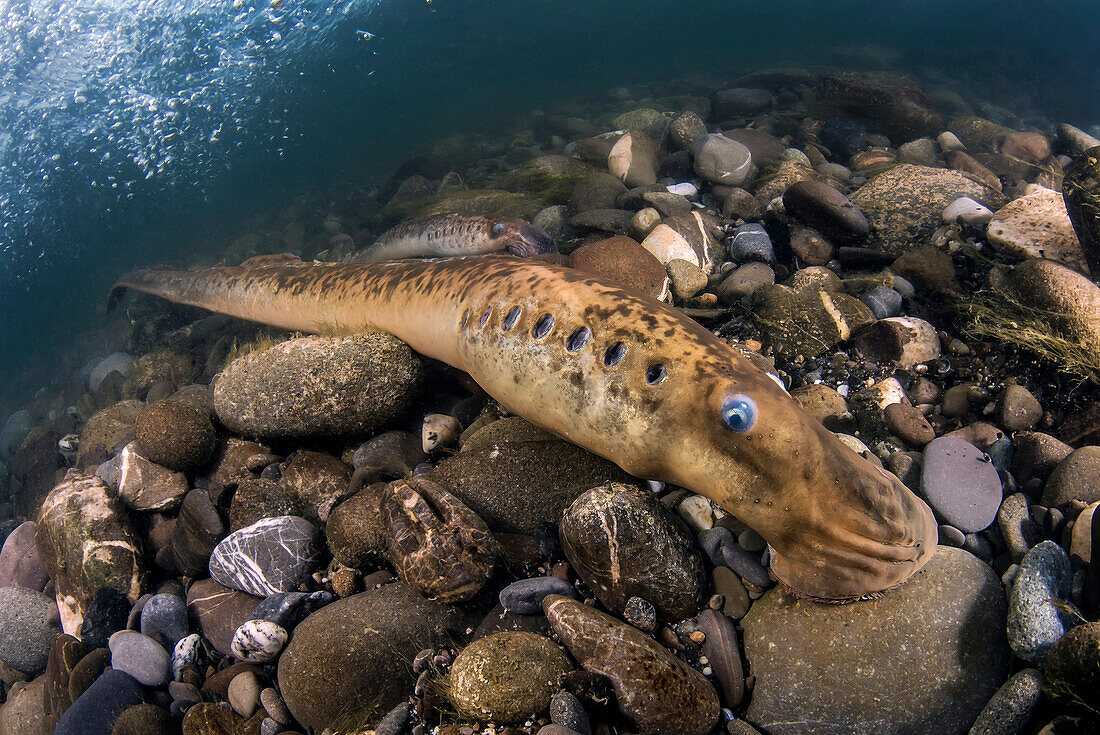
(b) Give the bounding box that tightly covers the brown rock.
[789,227,833,266]
[543,595,719,735]
[325,483,388,570]
[181,702,242,735]
[112,703,180,735]
[277,583,472,733]
[743,547,1008,735]
[695,610,744,708]
[1000,132,1053,164]
[884,403,936,446]
[228,478,303,531]
[994,385,1043,432]
[753,283,874,359]
[947,117,1012,151]
[791,384,855,433]
[8,427,65,518]
[560,483,708,622]
[890,245,961,295]
[852,317,942,369]
[716,262,774,303]
[569,237,670,300]
[1063,145,1100,277]
[134,400,217,472]
[569,174,627,215]
[43,634,85,733]
[186,578,262,656]
[202,438,278,492]
[817,72,944,140]
[782,182,870,246]
[170,489,226,577]
[117,442,189,512]
[213,334,423,441]
[67,647,108,703]
[0,673,46,735]
[1043,621,1100,708]
[427,440,632,534]
[1012,432,1074,481]
[608,132,660,188]
[850,165,1005,256]
[278,451,352,524]
[1004,258,1100,369]
[944,150,1003,192]
[1042,446,1100,509]
[381,478,495,603]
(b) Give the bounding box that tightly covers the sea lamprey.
[357,213,558,261]
[109,254,938,601]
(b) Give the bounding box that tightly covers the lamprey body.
[358,213,557,261]
[110,255,937,601]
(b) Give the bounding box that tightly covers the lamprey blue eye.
[721,394,757,433]
[491,222,505,236]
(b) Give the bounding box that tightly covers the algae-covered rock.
[427,439,632,534]
[277,582,473,733]
[851,164,1006,255]
[499,155,592,203]
[214,333,422,441]
[1063,145,1100,277]
[35,470,142,634]
[753,282,875,359]
[384,188,546,223]
[817,72,944,140]
[77,400,144,466]
[448,632,573,724]
[947,116,1013,150]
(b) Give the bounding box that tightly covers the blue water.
[1,0,1098,405]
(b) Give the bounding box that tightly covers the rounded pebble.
[231,619,288,663]
[140,592,189,647]
[920,437,1002,532]
[109,630,171,687]
[499,576,577,614]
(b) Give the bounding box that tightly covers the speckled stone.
[208,516,323,597]
[277,582,473,733]
[0,586,61,675]
[743,547,1008,735]
[1007,541,1075,664]
[544,594,719,735]
[213,333,423,441]
[1042,446,1100,508]
[967,668,1045,735]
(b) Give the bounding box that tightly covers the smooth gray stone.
[499,576,576,614]
[110,630,171,686]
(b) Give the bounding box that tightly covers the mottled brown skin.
[361,213,557,261]
[110,255,937,601]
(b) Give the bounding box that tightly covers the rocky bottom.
[2,68,1100,735]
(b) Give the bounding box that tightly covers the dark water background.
[1,0,1098,410]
